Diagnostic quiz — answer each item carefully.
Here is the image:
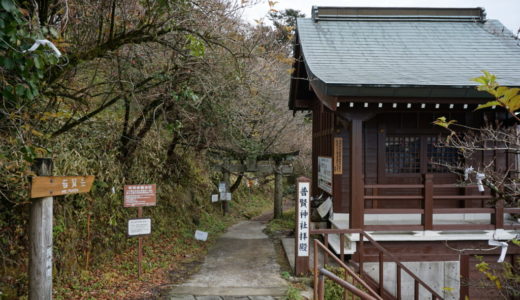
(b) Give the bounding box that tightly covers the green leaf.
[507,95,520,112]
[1,0,17,13]
[15,84,26,96]
[433,116,457,129]
[495,86,510,98]
[186,34,205,57]
[33,56,42,69]
[503,88,520,102]
[475,101,501,111]
[2,86,14,102]
[0,56,14,69]
[49,27,58,38]
[471,76,487,85]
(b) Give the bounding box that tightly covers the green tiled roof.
[296,7,520,97]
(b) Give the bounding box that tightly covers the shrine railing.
[357,174,520,231]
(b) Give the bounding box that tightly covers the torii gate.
[211,149,299,218]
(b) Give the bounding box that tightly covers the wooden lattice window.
[385,135,458,174]
[385,136,421,173]
[427,136,459,173]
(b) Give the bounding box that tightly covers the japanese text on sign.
[297,182,310,256]
[128,218,152,236]
[30,175,95,198]
[318,156,332,194]
[124,184,156,207]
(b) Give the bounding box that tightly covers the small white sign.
[211,194,219,203]
[218,182,227,193]
[318,156,333,194]
[220,192,232,201]
[128,218,152,236]
[195,230,208,241]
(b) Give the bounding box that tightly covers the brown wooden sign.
[124,184,156,207]
[30,176,95,198]
[334,137,343,175]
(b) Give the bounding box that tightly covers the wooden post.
[422,174,433,230]
[493,197,504,229]
[29,158,53,300]
[222,170,230,215]
[274,162,283,219]
[295,177,311,276]
[460,254,470,299]
[350,118,364,229]
[137,207,143,279]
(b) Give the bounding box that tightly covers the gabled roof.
[290,7,520,110]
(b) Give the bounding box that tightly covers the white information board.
[318,156,333,194]
[128,218,152,236]
[220,192,232,201]
[195,230,208,241]
[297,181,310,257]
[211,194,219,203]
[218,182,227,193]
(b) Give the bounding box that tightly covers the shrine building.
[289,6,520,299]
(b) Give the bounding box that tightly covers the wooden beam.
[294,98,313,109]
[310,80,338,111]
[350,118,364,229]
[337,96,493,104]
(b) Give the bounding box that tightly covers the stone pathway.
[165,221,288,299]
[169,296,282,300]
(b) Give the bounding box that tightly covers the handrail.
[319,268,379,300]
[311,229,445,300]
[360,231,444,299]
[313,239,382,300]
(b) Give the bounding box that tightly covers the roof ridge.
[311,6,486,23]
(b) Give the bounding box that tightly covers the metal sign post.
[295,177,311,276]
[124,184,156,279]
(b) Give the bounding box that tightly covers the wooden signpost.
[124,184,156,278]
[29,158,94,300]
[31,175,95,198]
[295,177,311,276]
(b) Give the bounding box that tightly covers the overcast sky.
[240,0,520,33]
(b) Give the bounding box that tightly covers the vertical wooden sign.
[295,177,311,276]
[334,137,343,175]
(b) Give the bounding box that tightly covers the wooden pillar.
[274,162,283,219]
[422,174,433,230]
[460,254,470,299]
[350,118,364,229]
[29,158,53,300]
[222,169,230,215]
[492,197,504,229]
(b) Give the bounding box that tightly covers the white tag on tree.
[211,194,219,203]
